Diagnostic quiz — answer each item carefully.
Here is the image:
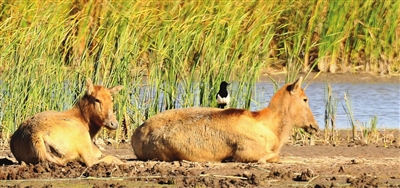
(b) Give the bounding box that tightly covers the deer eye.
[303,98,308,103]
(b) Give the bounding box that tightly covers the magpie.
[216,81,230,109]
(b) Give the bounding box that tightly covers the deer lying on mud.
[131,77,318,163]
[10,78,123,167]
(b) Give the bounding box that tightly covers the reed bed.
[0,1,399,141]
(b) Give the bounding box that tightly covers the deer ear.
[109,85,123,95]
[289,76,303,94]
[86,78,94,95]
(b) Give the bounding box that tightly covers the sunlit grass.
[0,1,399,141]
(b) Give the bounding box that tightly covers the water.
[2,79,398,130]
[250,81,400,129]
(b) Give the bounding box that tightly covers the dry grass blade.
[199,174,248,180]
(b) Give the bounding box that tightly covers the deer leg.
[97,155,124,165]
[80,143,124,167]
[258,153,280,163]
[232,141,270,163]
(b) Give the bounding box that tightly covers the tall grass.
[343,92,357,141]
[342,92,379,144]
[0,1,399,141]
[360,115,379,144]
[324,82,338,144]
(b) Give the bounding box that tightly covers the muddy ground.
[0,129,399,188]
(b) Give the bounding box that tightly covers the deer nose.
[311,123,319,133]
[305,123,318,134]
[108,121,119,130]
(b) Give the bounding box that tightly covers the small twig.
[181,160,194,164]
[304,71,322,91]
[251,166,271,173]
[129,166,137,176]
[85,175,162,180]
[278,160,307,164]
[85,177,124,180]
[268,179,279,184]
[109,164,119,177]
[79,167,89,178]
[199,174,247,180]
[304,175,319,187]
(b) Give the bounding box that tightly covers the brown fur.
[131,77,318,163]
[10,79,123,167]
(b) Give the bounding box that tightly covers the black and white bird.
[216,81,230,109]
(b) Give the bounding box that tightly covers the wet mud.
[0,131,399,188]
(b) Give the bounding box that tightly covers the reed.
[360,115,379,144]
[342,92,357,141]
[324,82,338,144]
[0,1,398,140]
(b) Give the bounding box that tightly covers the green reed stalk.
[360,115,378,144]
[342,92,357,141]
[368,115,379,143]
[302,0,323,72]
[324,82,338,143]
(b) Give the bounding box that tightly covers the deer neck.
[263,105,294,144]
[69,100,100,140]
[276,112,293,145]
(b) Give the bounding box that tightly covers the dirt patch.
[0,130,399,188]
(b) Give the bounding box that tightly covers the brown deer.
[10,78,123,167]
[131,77,318,163]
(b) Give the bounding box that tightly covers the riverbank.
[259,69,400,84]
